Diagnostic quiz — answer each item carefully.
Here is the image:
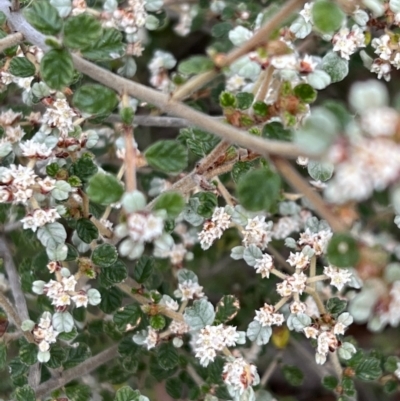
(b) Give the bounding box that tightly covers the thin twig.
[0,31,23,52]
[255,65,275,102]
[271,156,347,232]
[35,344,119,398]
[260,351,283,387]
[196,141,230,175]
[171,70,218,101]
[0,3,315,160]
[217,0,308,68]
[124,124,136,192]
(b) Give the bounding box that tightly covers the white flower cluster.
[0,164,37,204]
[127,212,164,243]
[303,312,353,364]
[198,207,231,250]
[253,253,274,278]
[325,138,400,204]
[222,357,259,395]
[21,208,60,232]
[195,324,240,366]
[242,216,273,250]
[254,303,284,327]
[148,50,177,92]
[41,98,77,136]
[174,279,204,301]
[109,0,147,36]
[20,139,53,159]
[379,281,400,327]
[32,312,59,355]
[370,32,400,81]
[276,272,308,297]
[34,267,100,310]
[298,227,332,255]
[323,266,352,291]
[144,327,159,350]
[332,25,366,60]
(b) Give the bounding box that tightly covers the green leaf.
[118,337,141,358]
[293,83,317,103]
[384,356,399,373]
[24,1,63,35]
[307,161,334,182]
[157,342,179,370]
[253,100,268,117]
[178,128,220,157]
[192,192,217,218]
[14,385,35,401]
[9,357,29,378]
[341,377,356,396]
[92,243,118,267]
[114,304,142,331]
[63,13,102,49]
[262,122,292,141]
[154,192,185,218]
[211,21,232,37]
[312,0,344,33]
[326,297,347,315]
[321,51,349,83]
[150,314,166,330]
[236,92,254,110]
[99,286,123,313]
[178,55,214,75]
[237,169,281,212]
[322,375,338,390]
[70,155,98,181]
[40,49,74,90]
[65,244,79,261]
[145,140,188,174]
[86,173,124,205]
[19,340,37,366]
[383,379,398,394]
[231,161,254,183]
[114,386,142,401]
[9,57,35,77]
[327,233,359,268]
[76,218,99,243]
[215,295,240,323]
[282,365,304,386]
[166,377,183,399]
[81,28,124,60]
[57,327,78,341]
[133,255,155,283]
[65,384,92,401]
[100,260,128,287]
[73,84,118,116]
[46,344,66,368]
[183,299,215,330]
[219,91,237,108]
[355,357,382,381]
[63,344,91,369]
[0,342,6,370]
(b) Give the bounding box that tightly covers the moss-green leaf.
[9,57,35,78]
[63,13,102,49]
[237,169,281,212]
[81,28,124,61]
[327,233,359,268]
[312,0,344,33]
[73,84,118,116]
[145,140,188,174]
[24,1,63,35]
[154,191,185,217]
[86,173,124,205]
[40,49,74,90]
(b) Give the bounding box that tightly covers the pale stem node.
[0,31,23,52]
[309,255,317,290]
[259,351,283,387]
[305,287,326,315]
[274,296,290,312]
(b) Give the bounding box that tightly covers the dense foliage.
[0,0,400,400]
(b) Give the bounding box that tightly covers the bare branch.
[35,344,119,398]
[0,2,314,160]
[0,31,23,52]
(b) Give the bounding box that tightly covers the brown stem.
[124,124,136,192]
[271,156,347,232]
[255,65,275,102]
[35,344,119,398]
[217,0,308,68]
[0,31,22,51]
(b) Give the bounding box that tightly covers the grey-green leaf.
[145,140,188,174]
[9,57,35,78]
[63,13,102,49]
